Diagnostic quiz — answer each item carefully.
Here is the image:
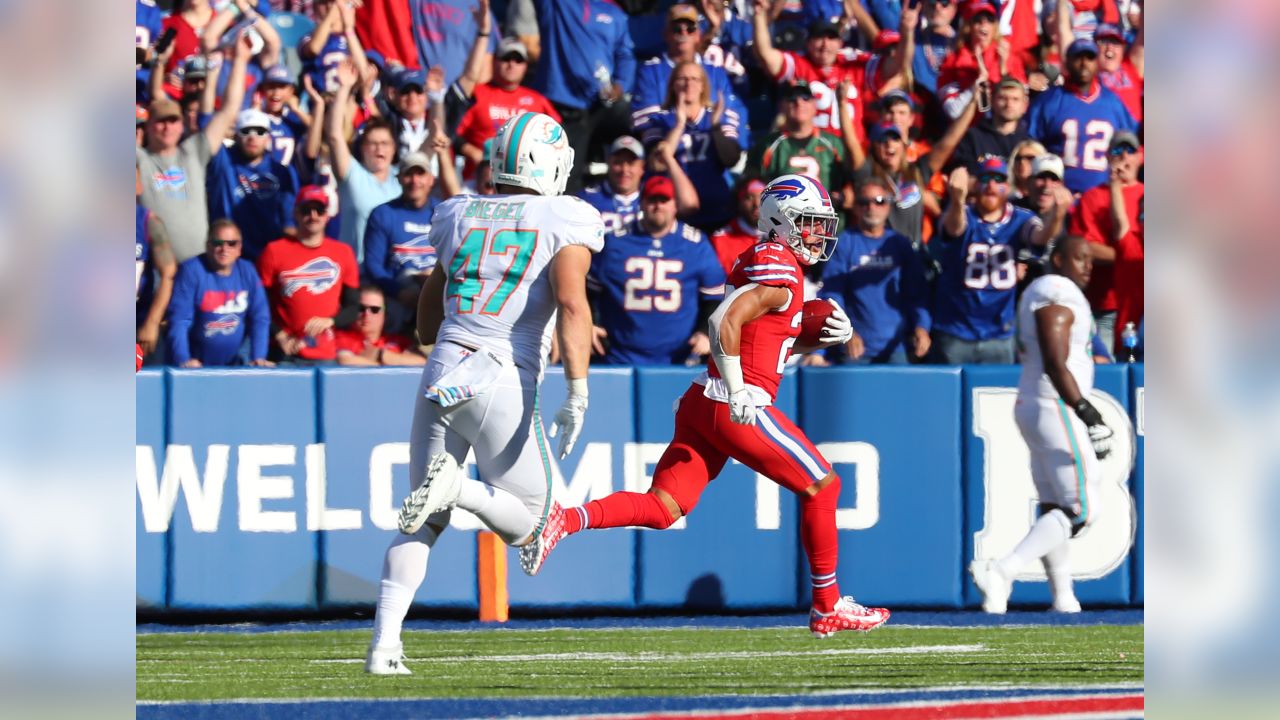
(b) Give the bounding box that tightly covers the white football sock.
[998,508,1072,579]
[1042,541,1077,605]
[455,477,536,545]
[371,525,440,650]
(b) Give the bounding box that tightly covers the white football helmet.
[491,112,575,197]
[757,174,840,265]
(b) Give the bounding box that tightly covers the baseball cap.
[869,121,903,143]
[1066,37,1099,58]
[497,37,528,60]
[1095,23,1125,43]
[363,49,386,69]
[962,2,998,20]
[873,29,901,51]
[609,135,645,160]
[808,20,842,39]
[1030,154,1065,180]
[236,109,272,132]
[135,104,149,126]
[783,80,815,99]
[396,69,426,91]
[182,56,209,80]
[977,156,1009,180]
[642,175,675,200]
[1109,130,1141,152]
[400,151,433,174]
[261,64,294,86]
[996,76,1027,92]
[880,89,914,111]
[667,3,699,24]
[296,185,330,208]
[147,97,182,122]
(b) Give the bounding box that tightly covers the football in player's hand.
[798,300,835,346]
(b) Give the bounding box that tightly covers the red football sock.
[567,492,675,532]
[801,476,842,614]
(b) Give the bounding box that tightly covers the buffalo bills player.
[931,158,1054,364]
[589,176,726,366]
[577,136,645,238]
[1025,38,1137,194]
[167,220,273,367]
[522,174,892,637]
[257,185,361,363]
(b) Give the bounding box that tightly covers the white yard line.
[308,643,987,664]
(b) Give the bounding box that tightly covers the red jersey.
[775,50,871,145]
[1100,59,1143,122]
[334,329,414,356]
[1112,221,1143,349]
[1068,181,1144,313]
[938,45,1028,104]
[709,218,760,275]
[456,87,560,178]
[705,241,804,402]
[258,237,359,360]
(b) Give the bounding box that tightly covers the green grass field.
[137,623,1142,703]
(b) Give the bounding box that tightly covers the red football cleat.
[519,501,567,576]
[809,596,891,637]
[136,344,144,372]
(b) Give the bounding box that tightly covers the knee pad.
[1039,503,1088,537]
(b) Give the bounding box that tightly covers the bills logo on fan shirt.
[279,257,341,297]
[204,315,240,337]
[392,233,438,276]
[153,167,187,194]
[200,290,249,314]
[895,181,921,210]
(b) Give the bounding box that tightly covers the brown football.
[798,300,836,346]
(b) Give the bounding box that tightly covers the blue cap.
[1066,37,1099,58]
[869,121,904,143]
[395,69,426,91]
[364,49,386,69]
[977,156,1009,179]
[880,89,914,112]
[262,64,293,86]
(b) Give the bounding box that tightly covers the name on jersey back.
[463,199,527,222]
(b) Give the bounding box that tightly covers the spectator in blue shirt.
[166,220,274,367]
[820,179,932,364]
[515,0,637,192]
[408,0,499,87]
[207,108,301,261]
[363,152,440,331]
[577,136,645,238]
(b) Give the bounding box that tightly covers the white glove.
[819,299,854,344]
[727,388,758,425]
[1087,423,1114,459]
[548,380,588,459]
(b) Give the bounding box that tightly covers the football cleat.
[970,559,1012,614]
[809,596,891,637]
[364,644,411,675]
[397,453,461,534]
[1052,596,1082,614]
[519,501,567,576]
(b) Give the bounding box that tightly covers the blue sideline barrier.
[135,365,1145,611]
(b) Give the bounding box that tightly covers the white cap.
[1031,153,1064,181]
[608,135,645,160]
[399,151,433,173]
[236,109,273,132]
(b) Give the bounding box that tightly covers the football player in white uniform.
[366,112,605,674]
[971,235,1114,614]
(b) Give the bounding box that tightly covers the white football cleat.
[970,559,1011,614]
[398,453,461,534]
[1052,596,1082,613]
[365,644,411,675]
[808,596,890,637]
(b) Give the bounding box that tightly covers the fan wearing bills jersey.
[366,113,605,676]
[971,235,1114,614]
[520,174,892,638]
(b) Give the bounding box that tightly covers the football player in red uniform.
[522,174,890,637]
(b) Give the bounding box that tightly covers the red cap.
[873,30,901,50]
[296,185,330,208]
[963,2,998,20]
[642,175,675,200]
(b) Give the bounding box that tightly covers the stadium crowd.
[135,0,1143,368]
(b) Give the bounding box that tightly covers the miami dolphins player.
[365,112,605,674]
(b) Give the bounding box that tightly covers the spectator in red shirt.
[1094,23,1143,122]
[335,286,426,366]
[937,2,1027,120]
[161,1,217,78]
[455,37,559,180]
[258,185,361,364]
[1067,131,1143,354]
[709,175,764,275]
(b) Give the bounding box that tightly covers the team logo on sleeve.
[279,257,341,297]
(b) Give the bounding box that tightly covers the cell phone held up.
[141,27,177,69]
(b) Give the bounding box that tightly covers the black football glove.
[1072,398,1113,459]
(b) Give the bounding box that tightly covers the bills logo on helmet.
[765,176,833,207]
[392,233,438,275]
[280,257,341,297]
[204,315,240,337]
